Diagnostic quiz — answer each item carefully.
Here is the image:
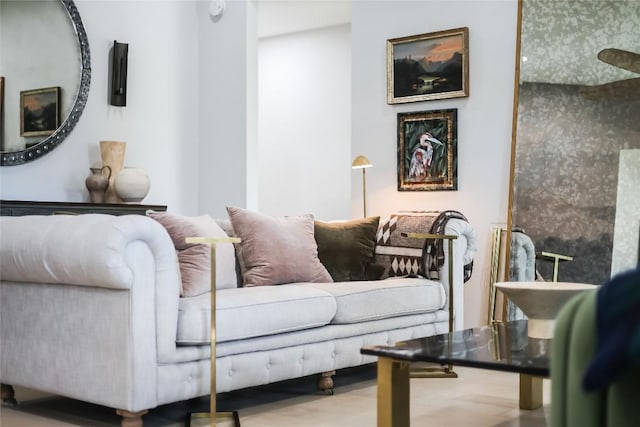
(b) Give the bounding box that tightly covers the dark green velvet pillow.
[314,216,381,282]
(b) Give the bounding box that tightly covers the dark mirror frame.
[1,0,91,166]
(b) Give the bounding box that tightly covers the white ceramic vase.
[114,166,150,204]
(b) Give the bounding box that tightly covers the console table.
[0,200,167,216]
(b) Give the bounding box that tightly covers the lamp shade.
[352,155,372,169]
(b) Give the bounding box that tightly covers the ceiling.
[256,0,639,86]
[257,0,351,39]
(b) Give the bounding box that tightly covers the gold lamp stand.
[352,155,372,217]
[185,236,241,427]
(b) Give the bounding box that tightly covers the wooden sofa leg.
[1,383,18,406]
[317,370,335,395]
[116,408,148,427]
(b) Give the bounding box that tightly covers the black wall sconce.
[109,40,128,106]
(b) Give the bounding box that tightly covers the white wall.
[258,24,351,220]
[197,0,258,219]
[0,1,200,215]
[351,0,518,328]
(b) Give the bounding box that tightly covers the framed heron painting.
[397,109,457,191]
[387,27,469,104]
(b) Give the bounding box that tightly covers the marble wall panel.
[513,82,640,285]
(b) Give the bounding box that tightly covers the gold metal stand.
[401,232,458,379]
[487,227,507,324]
[351,155,372,217]
[185,237,241,427]
[377,357,411,427]
[537,251,573,282]
[519,373,544,409]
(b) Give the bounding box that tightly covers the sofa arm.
[375,213,476,330]
[1,214,177,290]
[439,218,477,330]
[0,214,183,361]
[0,214,184,411]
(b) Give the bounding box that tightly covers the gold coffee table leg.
[519,373,543,409]
[377,357,411,427]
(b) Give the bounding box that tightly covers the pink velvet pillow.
[226,207,333,286]
[147,210,238,296]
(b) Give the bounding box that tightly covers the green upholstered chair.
[551,289,640,427]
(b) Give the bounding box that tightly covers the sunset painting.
[20,86,60,137]
[387,28,469,104]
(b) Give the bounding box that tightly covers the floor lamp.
[352,155,372,217]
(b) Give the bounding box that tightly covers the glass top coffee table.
[360,320,550,427]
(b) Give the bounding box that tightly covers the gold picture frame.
[387,27,469,104]
[397,109,458,191]
[20,86,61,137]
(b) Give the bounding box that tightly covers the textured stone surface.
[512,83,640,285]
[520,0,640,86]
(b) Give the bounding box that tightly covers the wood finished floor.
[1,365,550,426]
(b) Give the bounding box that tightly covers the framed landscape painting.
[20,86,60,137]
[397,109,457,191]
[387,27,469,104]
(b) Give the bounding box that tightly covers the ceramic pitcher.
[85,165,112,204]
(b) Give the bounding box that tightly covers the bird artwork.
[408,132,444,179]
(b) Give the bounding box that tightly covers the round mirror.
[0,0,90,166]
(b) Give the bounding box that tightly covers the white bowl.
[495,281,596,338]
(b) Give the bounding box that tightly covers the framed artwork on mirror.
[397,109,458,191]
[387,27,469,104]
[20,86,60,137]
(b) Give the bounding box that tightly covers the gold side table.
[537,251,573,282]
[400,232,458,379]
[185,237,241,427]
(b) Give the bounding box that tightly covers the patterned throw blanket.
[374,210,473,282]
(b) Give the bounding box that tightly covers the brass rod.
[184,236,240,427]
[447,236,454,334]
[488,228,504,324]
[447,235,455,373]
[401,232,458,239]
[209,243,216,420]
[362,168,367,218]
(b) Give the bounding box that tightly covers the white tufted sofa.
[0,213,475,426]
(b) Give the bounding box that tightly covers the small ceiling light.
[210,0,225,18]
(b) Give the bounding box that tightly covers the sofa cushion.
[147,210,238,295]
[314,216,381,282]
[299,278,445,324]
[226,207,333,286]
[177,285,337,344]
